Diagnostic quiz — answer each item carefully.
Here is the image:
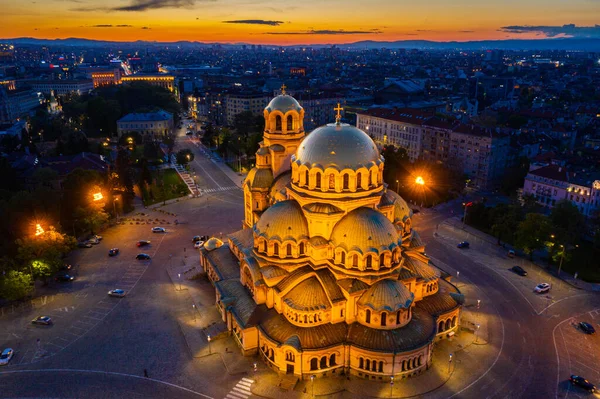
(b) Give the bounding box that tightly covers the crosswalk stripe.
[241,378,254,383]
[233,387,251,395]
[237,381,251,388]
[226,394,246,399]
[228,390,249,398]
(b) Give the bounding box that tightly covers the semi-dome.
[294,123,381,170]
[385,189,413,223]
[330,207,400,254]
[266,94,302,113]
[357,279,414,312]
[255,200,308,242]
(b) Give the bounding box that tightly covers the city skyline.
[1,0,600,44]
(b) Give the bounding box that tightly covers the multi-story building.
[0,87,40,123]
[225,91,270,126]
[91,69,121,88]
[121,74,175,92]
[421,117,458,164]
[27,79,94,96]
[299,96,346,132]
[117,109,174,139]
[356,108,431,162]
[522,164,600,217]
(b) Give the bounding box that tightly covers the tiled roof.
[416,279,460,316]
[360,108,430,125]
[118,109,173,122]
[347,307,436,352]
[528,164,569,182]
[331,207,400,255]
[228,228,254,253]
[246,167,273,189]
[215,279,257,328]
[337,278,369,294]
[255,200,309,242]
[275,266,313,293]
[357,279,414,312]
[303,202,344,215]
[205,244,240,281]
[39,152,108,176]
[315,268,345,303]
[402,256,440,282]
[283,277,331,311]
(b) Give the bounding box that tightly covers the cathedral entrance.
[286,364,295,374]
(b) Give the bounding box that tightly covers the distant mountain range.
[2,37,600,51]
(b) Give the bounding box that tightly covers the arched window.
[330,354,337,366]
[438,321,444,332]
[366,256,372,269]
[381,312,387,327]
[320,356,327,369]
[380,253,386,268]
[343,174,349,190]
[452,316,457,327]
[359,357,364,369]
[371,360,377,371]
[273,242,279,256]
[396,310,401,325]
[286,244,292,256]
[261,240,267,253]
[286,115,293,131]
[356,173,362,190]
[328,174,335,189]
[310,358,318,370]
[378,361,383,373]
[299,242,305,255]
[352,254,358,268]
[340,251,346,265]
[365,359,370,370]
[304,170,309,187]
[402,360,406,371]
[365,309,371,324]
[269,349,274,361]
[304,315,307,323]
[445,319,451,330]
[275,115,282,131]
[315,171,322,189]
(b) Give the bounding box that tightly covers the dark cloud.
[500,24,600,38]
[111,0,214,11]
[90,24,134,28]
[141,26,151,29]
[264,29,382,35]
[415,29,432,32]
[223,20,283,26]
[458,30,474,33]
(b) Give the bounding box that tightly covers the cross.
[280,83,287,95]
[334,102,343,123]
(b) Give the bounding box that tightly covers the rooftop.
[118,109,173,122]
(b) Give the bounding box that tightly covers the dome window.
[366,256,372,270]
[286,243,292,257]
[328,174,335,189]
[299,242,305,255]
[274,242,279,256]
[340,251,345,265]
[381,311,387,327]
[365,309,371,324]
[352,254,358,268]
[343,174,349,190]
[287,115,293,131]
[357,173,362,190]
[315,171,322,189]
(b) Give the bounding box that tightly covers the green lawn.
[142,168,189,206]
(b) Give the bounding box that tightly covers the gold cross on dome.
[334,102,343,123]
[280,83,287,95]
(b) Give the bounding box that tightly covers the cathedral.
[199,88,463,380]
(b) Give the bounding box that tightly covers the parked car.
[77,242,92,248]
[194,240,205,249]
[511,266,528,276]
[31,316,53,325]
[152,227,166,233]
[108,289,126,298]
[534,283,551,293]
[457,241,470,249]
[55,274,75,282]
[185,131,193,135]
[193,235,209,243]
[570,375,596,392]
[579,322,596,334]
[108,248,120,256]
[0,348,14,366]
[87,237,100,245]
[92,234,103,241]
[137,240,151,247]
[136,253,151,260]
[508,249,516,258]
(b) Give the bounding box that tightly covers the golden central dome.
[295,123,381,170]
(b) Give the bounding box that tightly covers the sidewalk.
[441,217,598,291]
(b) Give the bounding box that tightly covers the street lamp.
[477,299,481,309]
[448,353,453,374]
[557,244,565,277]
[178,273,181,291]
[93,192,104,201]
[395,179,399,193]
[475,324,480,343]
[207,334,211,354]
[192,304,196,322]
[415,176,425,186]
[253,362,257,382]
[389,376,394,398]
[311,375,315,398]
[34,223,45,236]
[113,197,119,222]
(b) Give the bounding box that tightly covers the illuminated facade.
[91,70,121,88]
[116,110,174,138]
[200,91,462,380]
[121,74,175,92]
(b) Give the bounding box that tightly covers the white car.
[0,348,13,366]
[194,240,205,249]
[534,283,551,293]
[152,227,166,233]
[108,289,126,298]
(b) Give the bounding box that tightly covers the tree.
[16,227,76,282]
[550,200,585,246]
[176,149,194,165]
[491,204,520,245]
[515,213,552,260]
[0,270,33,301]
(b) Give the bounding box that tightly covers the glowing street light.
[415,176,425,186]
[93,192,104,201]
[35,224,45,236]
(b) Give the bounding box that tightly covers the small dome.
[385,190,413,224]
[246,168,273,189]
[357,279,414,312]
[255,200,308,242]
[266,94,302,113]
[331,207,400,254]
[294,123,381,170]
[204,237,223,251]
[283,277,331,311]
[269,171,291,204]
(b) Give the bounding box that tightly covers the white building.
[225,92,270,126]
[522,164,600,217]
[27,79,94,96]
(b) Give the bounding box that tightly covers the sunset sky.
[1,0,599,44]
